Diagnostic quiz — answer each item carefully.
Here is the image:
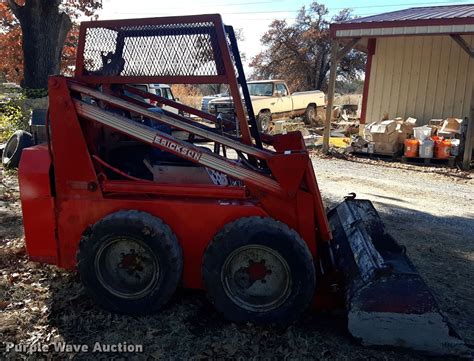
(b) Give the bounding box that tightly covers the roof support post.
[323,38,360,153]
[323,41,339,153]
[462,87,474,170]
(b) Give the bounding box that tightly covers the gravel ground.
[312,153,474,347]
[0,156,473,360]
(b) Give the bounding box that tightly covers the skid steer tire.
[2,130,33,168]
[203,217,315,325]
[77,210,183,314]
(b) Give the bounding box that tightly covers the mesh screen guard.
[75,15,233,84]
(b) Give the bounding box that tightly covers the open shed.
[324,4,473,168]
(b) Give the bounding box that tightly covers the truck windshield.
[248,83,273,96]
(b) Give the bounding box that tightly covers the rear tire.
[2,130,33,168]
[77,210,183,314]
[202,217,315,325]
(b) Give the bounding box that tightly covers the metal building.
[324,4,473,167]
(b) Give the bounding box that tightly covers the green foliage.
[23,88,48,99]
[0,97,30,142]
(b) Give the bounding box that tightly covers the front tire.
[77,210,183,314]
[304,105,317,125]
[257,111,272,133]
[202,217,315,325]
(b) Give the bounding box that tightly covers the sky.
[96,0,471,75]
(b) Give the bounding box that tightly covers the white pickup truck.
[208,80,326,132]
[128,84,181,114]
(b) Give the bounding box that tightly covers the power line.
[108,0,470,16]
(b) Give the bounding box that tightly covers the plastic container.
[451,139,460,156]
[413,126,432,141]
[434,139,451,159]
[419,139,434,158]
[404,139,419,157]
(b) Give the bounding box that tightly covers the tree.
[2,0,101,89]
[0,4,23,83]
[249,2,366,93]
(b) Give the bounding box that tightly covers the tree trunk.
[316,57,329,91]
[8,0,72,89]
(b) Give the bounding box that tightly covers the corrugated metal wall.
[366,35,474,124]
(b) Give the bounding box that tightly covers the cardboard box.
[396,117,417,144]
[363,121,378,142]
[372,141,400,154]
[405,117,417,126]
[370,120,397,143]
[397,131,409,144]
[429,119,444,127]
[439,118,463,138]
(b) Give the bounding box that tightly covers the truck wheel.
[203,217,315,325]
[304,105,317,125]
[257,111,272,133]
[2,130,33,168]
[77,210,183,314]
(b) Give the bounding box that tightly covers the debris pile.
[348,116,465,164]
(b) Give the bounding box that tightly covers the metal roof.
[331,4,474,40]
[344,4,474,24]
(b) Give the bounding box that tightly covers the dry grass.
[171,85,202,110]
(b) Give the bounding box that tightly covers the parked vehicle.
[201,92,227,114]
[127,84,180,114]
[208,80,326,132]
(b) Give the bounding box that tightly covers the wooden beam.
[450,35,474,58]
[323,41,339,153]
[323,38,360,153]
[462,87,474,170]
[336,38,361,63]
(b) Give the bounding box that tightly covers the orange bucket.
[404,139,419,157]
[435,139,451,159]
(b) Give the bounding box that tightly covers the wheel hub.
[95,237,159,299]
[221,245,292,312]
[247,260,271,281]
[120,251,145,274]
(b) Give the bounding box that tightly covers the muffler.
[327,197,469,356]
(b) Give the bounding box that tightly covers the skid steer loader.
[18,14,467,356]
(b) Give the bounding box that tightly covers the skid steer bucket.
[328,198,468,356]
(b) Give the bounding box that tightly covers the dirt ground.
[0,156,473,360]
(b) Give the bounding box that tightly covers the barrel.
[419,139,434,158]
[435,139,451,159]
[404,139,419,157]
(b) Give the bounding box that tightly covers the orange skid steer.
[18,15,467,356]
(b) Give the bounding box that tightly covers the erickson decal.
[154,135,202,161]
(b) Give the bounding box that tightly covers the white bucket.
[414,126,432,141]
[419,139,434,158]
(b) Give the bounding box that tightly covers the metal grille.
[82,22,225,77]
